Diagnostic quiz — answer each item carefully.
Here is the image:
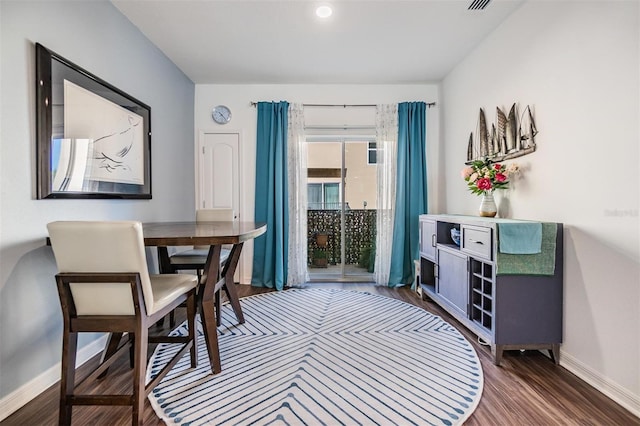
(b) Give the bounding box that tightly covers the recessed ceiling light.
[316,5,333,19]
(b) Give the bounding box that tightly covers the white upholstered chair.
[167,208,235,276]
[47,221,199,426]
[161,208,234,327]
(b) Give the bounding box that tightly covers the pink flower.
[462,159,523,195]
[476,178,492,191]
[506,163,520,174]
[460,167,474,179]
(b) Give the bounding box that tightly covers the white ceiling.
[112,0,524,84]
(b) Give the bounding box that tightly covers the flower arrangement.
[461,157,520,195]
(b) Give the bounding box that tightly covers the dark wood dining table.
[142,220,266,374]
[47,220,266,375]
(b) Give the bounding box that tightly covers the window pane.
[324,183,339,209]
[368,142,377,164]
[308,183,322,209]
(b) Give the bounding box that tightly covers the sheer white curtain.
[287,103,309,286]
[374,104,398,285]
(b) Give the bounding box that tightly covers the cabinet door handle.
[431,234,436,247]
[469,239,484,245]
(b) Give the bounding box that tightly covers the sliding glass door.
[306,138,376,281]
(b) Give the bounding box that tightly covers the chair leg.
[131,325,148,426]
[187,291,198,368]
[59,330,78,426]
[128,333,135,369]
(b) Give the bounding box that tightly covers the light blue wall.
[0,0,195,400]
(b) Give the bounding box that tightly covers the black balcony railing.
[307,209,376,267]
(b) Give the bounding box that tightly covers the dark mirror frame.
[35,43,152,199]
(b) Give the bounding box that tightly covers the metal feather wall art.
[466,103,538,163]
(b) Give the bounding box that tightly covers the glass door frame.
[306,135,376,282]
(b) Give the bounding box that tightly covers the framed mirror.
[35,43,152,199]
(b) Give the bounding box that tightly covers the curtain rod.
[250,101,436,108]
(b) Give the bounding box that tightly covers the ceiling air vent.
[468,0,491,10]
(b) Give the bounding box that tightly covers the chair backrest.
[196,208,234,222]
[47,221,154,316]
[194,209,234,250]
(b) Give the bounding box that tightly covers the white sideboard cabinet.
[418,214,564,365]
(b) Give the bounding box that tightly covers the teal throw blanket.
[497,223,557,276]
[498,222,542,254]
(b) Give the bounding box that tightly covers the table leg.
[198,242,246,373]
[97,332,124,379]
[198,292,221,374]
[155,246,173,326]
[222,242,245,324]
[156,246,172,274]
[201,245,223,374]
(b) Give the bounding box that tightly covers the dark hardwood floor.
[3,283,638,425]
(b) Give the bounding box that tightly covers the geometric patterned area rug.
[147,288,483,426]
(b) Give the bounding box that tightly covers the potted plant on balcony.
[359,244,376,273]
[313,248,328,267]
[315,231,329,247]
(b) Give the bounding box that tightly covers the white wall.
[195,84,441,283]
[0,0,195,415]
[442,1,639,414]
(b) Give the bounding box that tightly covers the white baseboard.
[560,350,640,418]
[0,334,108,422]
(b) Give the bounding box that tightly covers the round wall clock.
[212,105,232,124]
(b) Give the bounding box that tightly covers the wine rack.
[470,258,494,332]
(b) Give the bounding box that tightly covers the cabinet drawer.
[461,225,492,260]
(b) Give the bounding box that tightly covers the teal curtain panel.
[389,102,428,287]
[252,101,289,290]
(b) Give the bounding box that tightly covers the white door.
[198,132,240,219]
[198,131,243,282]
